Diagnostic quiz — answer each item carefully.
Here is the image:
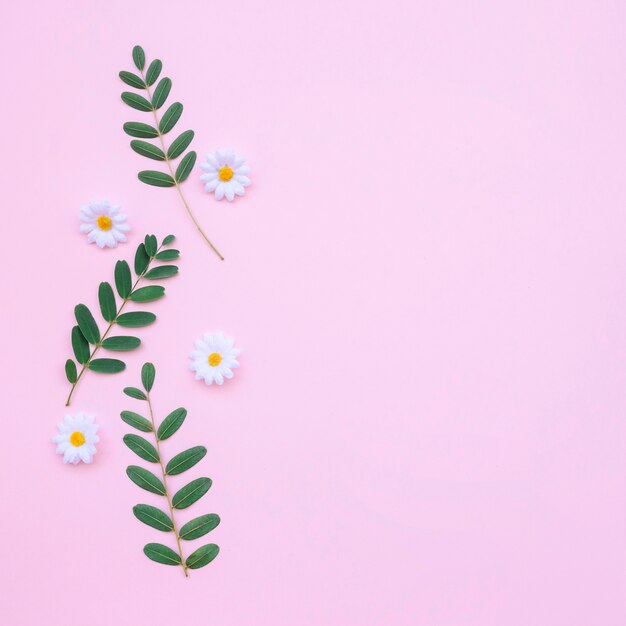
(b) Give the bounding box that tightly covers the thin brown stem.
[141,71,224,261]
[146,392,189,577]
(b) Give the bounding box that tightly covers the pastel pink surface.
[2,1,625,624]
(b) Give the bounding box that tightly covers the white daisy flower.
[190,332,241,385]
[200,150,251,201]
[79,199,130,248]
[53,413,100,465]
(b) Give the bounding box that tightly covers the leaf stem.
[146,390,189,577]
[141,71,224,261]
[65,244,163,406]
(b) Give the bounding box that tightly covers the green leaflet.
[65,359,77,383]
[114,260,132,298]
[134,242,150,275]
[159,102,183,134]
[175,151,196,183]
[141,362,155,392]
[101,336,141,351]
[130,286,165,303]
[186,544,219,569]
[119,71,145,89]
[123,122,159,138]
[155,249,179,261]
[152,77,172,109]
[124,386,147,400]
[144,234,158,256]
[138,170,175,187]
[166,446,207,476]
[179,514,220,541]
[117,312,156,327]
[126,465,165,495]
[145,265,178,279]
[98,282,117,322]
[144,543,181,566]
[123,434,159,463]
[121,410,152,432]
[64,234,179,405]
[157,407,187,441]
[121,92,152,112]
[74,304,100,344]
[119,47,223,259]
[145,59,162,86]
[133,504,173,532]
[167,130,194,159]
[89,358,125,373]
[130,140,166,161]
[71,325,90,364]
[172,478,212,510]
[132,45,145,71]
[122,362,219,576]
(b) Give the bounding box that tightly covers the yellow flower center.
[218,166,234,182]
[97,215,112,231]
[208,352,222,367]
[70,431,86,447]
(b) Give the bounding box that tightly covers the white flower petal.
[216,149,227,166]
[234,175,251,186]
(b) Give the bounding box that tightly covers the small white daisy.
[200,150,251,201]
[79,199,130,248]
[53,413,100,465]
[190,332,241,385]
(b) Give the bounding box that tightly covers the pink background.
[2,1,625,624]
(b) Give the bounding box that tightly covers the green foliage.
[179,514,220,541]
[133,504,173,532]
[145,265,178,279]
[172,478,212,510]
[167,130,194,159]
[101,336,141,351]
[74,304,100,344]
[98,282,117,322]
[175,151,196,183]
[166,446,207,476]
[132,45,145,71]
[124,387,147,400]
[71,325,90,364]
[122,364,219,576]
[186,544,219,569]
[144,543,181,566]
[123,122,159,138]
[156,407,187,441]
[141,362,155,392]
[88,358,125,373]
[65,359,77,383]
[126,465,165,495]
[64,235,179,406]
[137,170,175,187]
[121,410,153,432]
[119,46,224,259]
[145,59,162,86]
[159,103,183,134]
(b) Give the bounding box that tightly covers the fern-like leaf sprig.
[64,234,180,406]
[120,45,224,260]
[122,363,220,576]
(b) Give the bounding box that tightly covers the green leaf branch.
[120,45,224,261]
[123,363,220,577]
[64,234,180,406]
